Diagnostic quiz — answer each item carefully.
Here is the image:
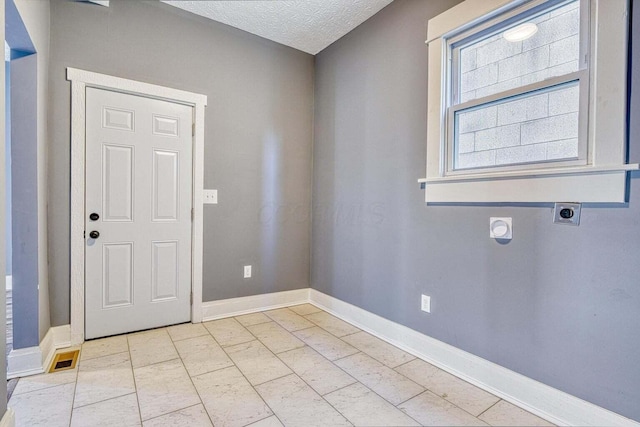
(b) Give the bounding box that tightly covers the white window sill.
[418,164,639,184]
[418,164,639,204]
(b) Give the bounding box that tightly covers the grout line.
[10,373,79,398]
[331,351,362,363]
[214,318,281,424]
[394,390,427,408]
[238,310,340,425]
[72,391,138,411]
[166,329,210,343]
[233,313,273,327]
[319,380,358,397]
[57,304,540,427]
[289,324,317,333]
[165,328,212,425]
[252,312,363,425]
[392,359,417,371]
[338,330,362,339]
[220,338,259,350]
[250,331,351,424]
[251,372,297,388]
[126,334,144,426]
[66,350,81,427]
[71,353,135,410]
[131,356,181,370]
[244,414,283,427]
[78,349,130,364]
[477,398,502,418]
[141,403,203,423]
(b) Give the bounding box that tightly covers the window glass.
[458,1,580,103]
[454,82,579,170]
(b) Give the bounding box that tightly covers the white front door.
[85,87,193,339]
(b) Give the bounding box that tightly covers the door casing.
[67,68,207,345]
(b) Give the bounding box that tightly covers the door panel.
[85,87,193,339]
[152,150,179,221]
[102,144,134,222]
[151,241,179,302]
[102,243,134,308]
[103,107,134,131]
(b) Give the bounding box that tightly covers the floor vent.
[48,349,80,373]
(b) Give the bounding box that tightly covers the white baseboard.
[7,325,71,380]
[201,289,310,322]
[7,346,42,379]
[309,289,639,427]
[0,408,15,427]
[42,325,72,373]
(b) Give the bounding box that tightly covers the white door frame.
[67,68,207,345]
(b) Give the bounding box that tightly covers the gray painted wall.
[0,0,7,414]
[48,0,314,325]
[312,0,640,421]
[11,53,39,348]
[4,61,10,276]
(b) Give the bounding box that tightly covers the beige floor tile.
[293,326,359,361]
[81,335,129,361]
[277,346,356,395]
[203,317,255,347]
[224,340,292,385]
[305,311,360,337]
[70,393,141,427]
[478,400,554,426]
[166,322,209,342]
[235,312,272,327]
[143,404,213,427]
[174,335,233,377]
[395,357,441,378]
[264,308,315,331]
[247,416,284,427]
[247,321,306,354]
[8,306,550,427]
[396,359,499,416]
[74,351,135,408]
[325,382,420,426]
[342,331,415,368]
[399,391,489,426]
[335,353,424,405]
[12,368,78,396]
[128,329,178,368]
[193,366,272,427]
[9,382,75,427]
[288,304,322,316]
[134,359,200,421]
[255,374,351,427]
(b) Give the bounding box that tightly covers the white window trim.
[421,0,637,203]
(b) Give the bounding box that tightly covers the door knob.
[90,213,100,221]
[89,231,100,239]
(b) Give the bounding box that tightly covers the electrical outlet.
[421,294,431,313]
[243,265,252,279]
[553,202,581,226]
[203,189,218,204]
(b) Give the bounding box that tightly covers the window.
[422,0,637,203]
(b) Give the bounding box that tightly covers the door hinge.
[192,123,195,137]
[190,292,193,305]
[191,208,194,221]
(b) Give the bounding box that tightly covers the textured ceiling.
[162,0,394,55]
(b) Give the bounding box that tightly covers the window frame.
[421,0,637,203]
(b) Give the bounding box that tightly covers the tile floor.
[8,304,554,427]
